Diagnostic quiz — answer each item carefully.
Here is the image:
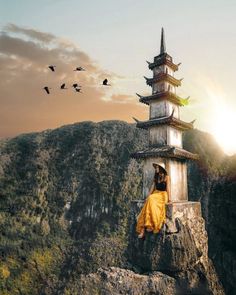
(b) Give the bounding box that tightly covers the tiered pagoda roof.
[136,110,194,131]
[137,91,183,106]
[131,145,199,160]
[148,53,179,71]
[144,73,182,87]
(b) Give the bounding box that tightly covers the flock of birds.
[43,65,111,94]
[43,65,190,107]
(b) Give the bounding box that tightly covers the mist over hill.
[0,120,234,294]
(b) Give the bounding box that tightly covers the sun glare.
[209,99,236,156]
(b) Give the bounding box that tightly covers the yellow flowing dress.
[136,189,168,234]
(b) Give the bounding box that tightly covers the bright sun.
[209,103,236,156]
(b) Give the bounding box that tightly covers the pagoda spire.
[160,27,166,54]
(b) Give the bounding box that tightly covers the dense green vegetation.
[0,121,144,294]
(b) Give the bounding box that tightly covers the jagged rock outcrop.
[127,201,225,295]
[77,267,176,295]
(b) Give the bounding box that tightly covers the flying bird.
[74,67,85,71]
[60,83,67,89]
[48,65,56,72]
[43,86,51,94]
[72,83,81,88]
[75,88,82,93]
[102,78,111,86]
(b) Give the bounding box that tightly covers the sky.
[0,0,236,155]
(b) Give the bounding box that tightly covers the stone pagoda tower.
[127,30,225,294]
[132,28,199,202]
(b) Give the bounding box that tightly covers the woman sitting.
[136,163,171,239]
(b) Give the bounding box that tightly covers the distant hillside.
[0,120,235,294]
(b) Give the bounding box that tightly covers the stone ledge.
[166,201,201,220]
[131,199,201,220]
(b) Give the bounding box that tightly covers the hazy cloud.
[5,23,56,43]
[0,24,145,138]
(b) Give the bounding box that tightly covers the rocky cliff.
[0,120,234,294]
[128,201,224,295]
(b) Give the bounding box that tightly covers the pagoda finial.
[160,27,166,54]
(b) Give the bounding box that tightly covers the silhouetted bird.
[60,83,67,89]
[72,83,81,88]
[74,67,85,71]
[75,88,82,93]
[48,65,56,72]
[102,78,111,86]
[43,87,50,94]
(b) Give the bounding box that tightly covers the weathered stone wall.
[167,125,182,148]
[149,125,168,146]
[168,159,188,201]
[149,125,183,148]
[149,100,180,119]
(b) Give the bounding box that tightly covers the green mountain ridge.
[0,120,235,294]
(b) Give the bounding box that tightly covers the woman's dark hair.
[154,166,167,182]
[159,166,167,175]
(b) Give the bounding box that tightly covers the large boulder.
[77,266,176,295]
